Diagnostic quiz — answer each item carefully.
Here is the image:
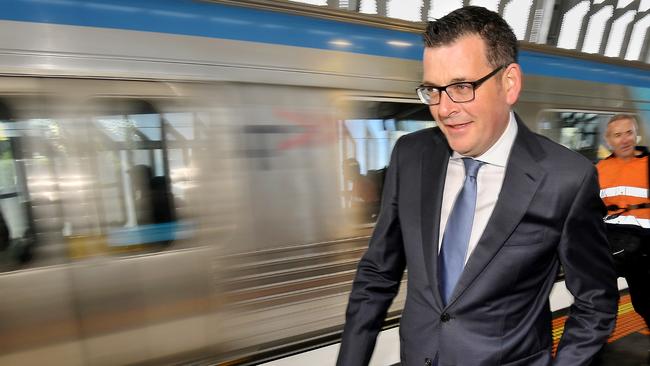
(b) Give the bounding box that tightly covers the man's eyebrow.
[421,77,468,86]
[449,77,468,83]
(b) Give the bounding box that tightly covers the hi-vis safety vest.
[596,148,650,229]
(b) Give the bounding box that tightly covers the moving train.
[0,1,648,365]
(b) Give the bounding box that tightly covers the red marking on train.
[274,110,337,150]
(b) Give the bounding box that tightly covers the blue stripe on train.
[1,0,649,87]
[107,220,194,246]
[4,0,420,59]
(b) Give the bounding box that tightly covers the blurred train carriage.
[0,0,648,365]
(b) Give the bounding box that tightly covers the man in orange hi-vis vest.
[597,114,650,343]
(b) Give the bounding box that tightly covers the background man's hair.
[608,113,638,126]
[423,6,518,68]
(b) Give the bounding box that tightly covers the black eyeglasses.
[416,65,507,105]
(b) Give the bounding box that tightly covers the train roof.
[0,0,648,87]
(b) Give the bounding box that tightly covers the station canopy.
[289,0,650,64]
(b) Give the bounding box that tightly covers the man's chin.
[449,144,473,156]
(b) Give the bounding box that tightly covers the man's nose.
[436,90,459,118]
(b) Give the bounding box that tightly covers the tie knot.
[462,158,483,179]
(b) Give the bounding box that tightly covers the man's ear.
[503,63,522,106]
[637,135,642,144]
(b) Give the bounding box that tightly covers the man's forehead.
[423,54,488,84]
[608,119,636,132]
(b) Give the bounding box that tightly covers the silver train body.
[0,1,648,365]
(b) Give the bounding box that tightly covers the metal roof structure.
[287,0,650,63]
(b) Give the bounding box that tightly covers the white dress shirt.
[438,112,518,264]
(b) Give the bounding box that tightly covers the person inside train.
[0,207,9,252]
[129,164,155,226]
[129,164,176,226]
[337,6,617,366]
[342,158,380,223]
[596,114,650,355]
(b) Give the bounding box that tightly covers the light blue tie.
[439,158,483,305]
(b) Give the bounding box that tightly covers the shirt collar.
[451,111,518,167]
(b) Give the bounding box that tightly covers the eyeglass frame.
[416,64,508,106]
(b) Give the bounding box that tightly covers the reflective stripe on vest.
[604,215,650,229]
[600,186,648,199]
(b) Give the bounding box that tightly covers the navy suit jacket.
[337,117,618,366]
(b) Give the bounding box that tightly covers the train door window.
[0,126,22,238]
[536,110,636,163]
[340,99,434,224]
[12,106,117,266]
[89,100,182,254]
[0,100,32,264]
[0,100,103,269]
[0,97,73,269]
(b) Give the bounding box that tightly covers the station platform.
[554,293,650,365]
[387,293,649,366]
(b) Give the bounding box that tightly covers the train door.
[66,86,218,366]
[0,98,35,267]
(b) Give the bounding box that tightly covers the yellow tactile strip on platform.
[552,294,648,355]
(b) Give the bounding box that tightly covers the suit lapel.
[420,134,450,310]
[446,121,547,307]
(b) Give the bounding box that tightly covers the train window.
[0,100,40,269]
[88,100,193,256]
[0,95,208,272]
[0,119,28,259]
[340,99,434,224]
[536,110,633,163]
[0,131,25,236]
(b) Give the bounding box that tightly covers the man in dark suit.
[337,6,618,366]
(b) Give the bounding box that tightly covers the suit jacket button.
[440,313,451,322]
[424,358,432,366]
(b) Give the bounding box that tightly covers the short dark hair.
[423,6,518,68]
